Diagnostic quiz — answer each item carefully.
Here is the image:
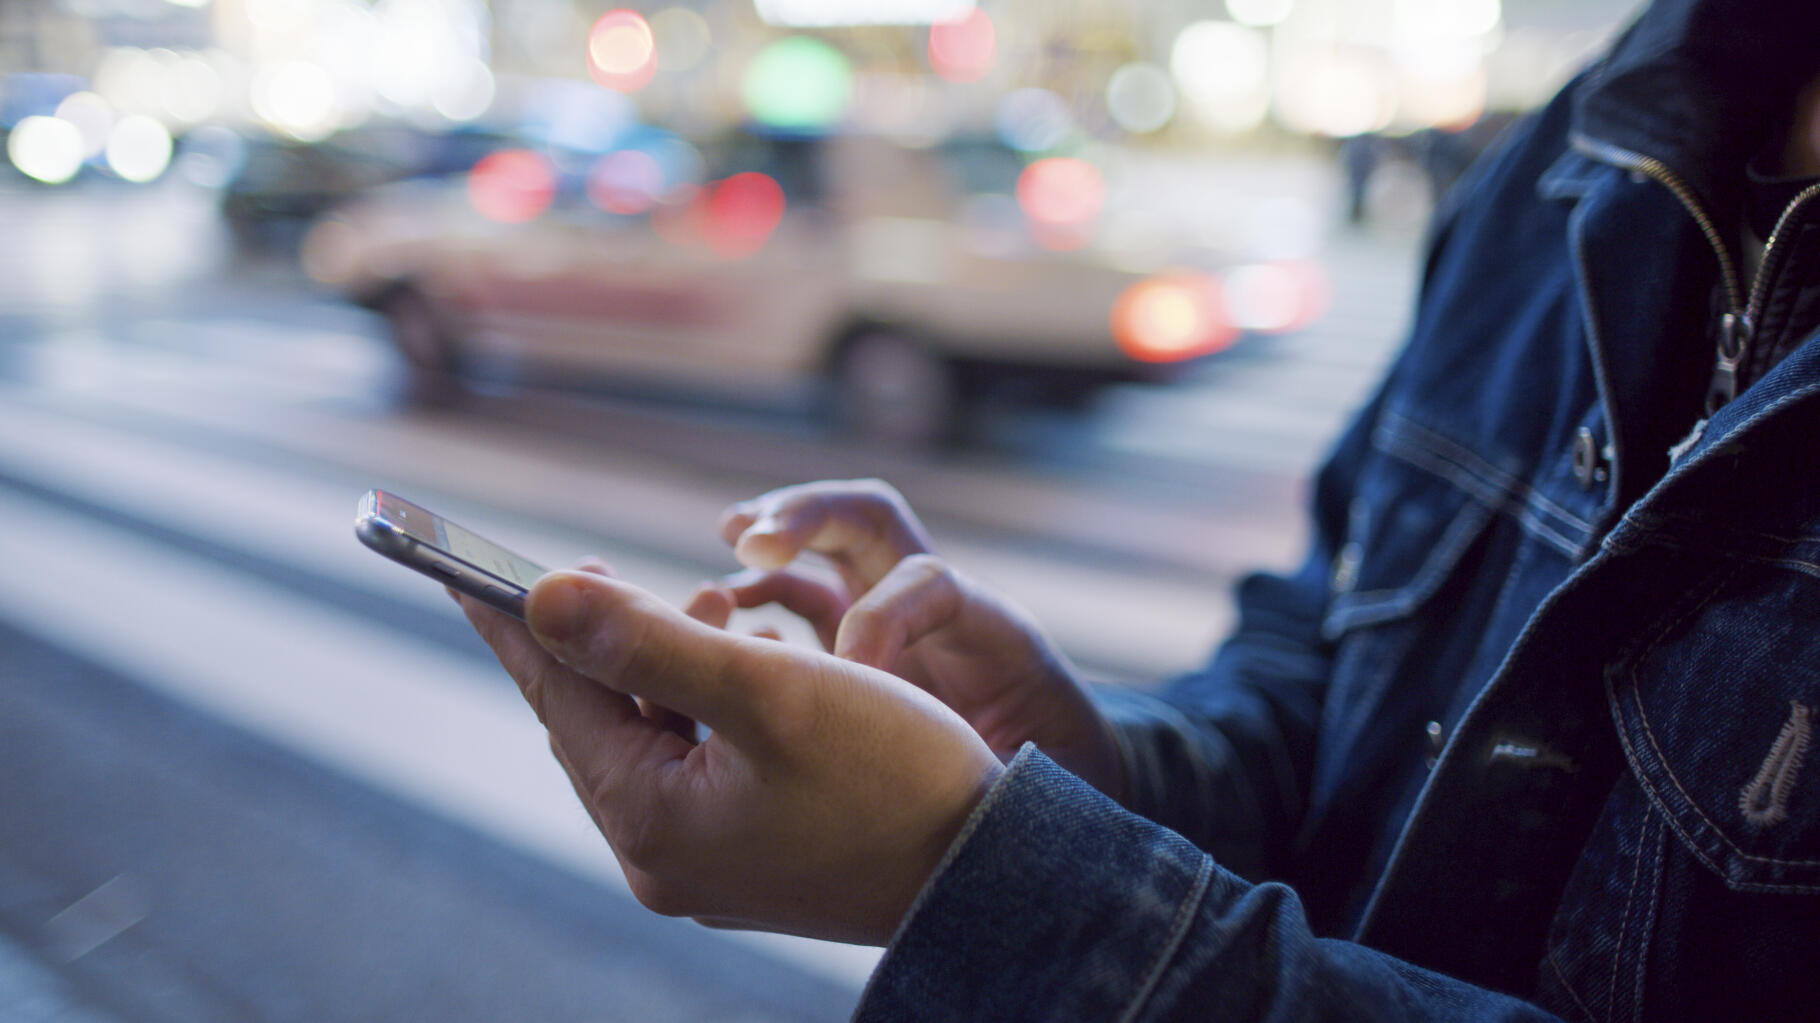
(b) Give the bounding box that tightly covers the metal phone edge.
[354,490,529,621]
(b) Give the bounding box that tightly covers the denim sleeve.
[855,746,1563,1023]
[1098,566,1331,882]
[1095,380,1377,880]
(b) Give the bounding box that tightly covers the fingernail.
[721,567,767,588]
[530,577,590,645]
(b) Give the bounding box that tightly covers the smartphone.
[356,489,548,620]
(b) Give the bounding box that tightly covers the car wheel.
[832,330,960,447]
[377,286,465,404]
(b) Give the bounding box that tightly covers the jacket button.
[1425,720,1445,768]
[1331,541,1362,593]
[1571,427,1608,488]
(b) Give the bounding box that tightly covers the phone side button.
[482,586,526,619]
[430,562,461,578]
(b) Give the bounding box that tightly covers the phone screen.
[374,491,546,589]
[440,518,547,589]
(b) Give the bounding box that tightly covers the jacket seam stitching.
[1325,501,1493,633]
[1379,412,1597,536]
[1546,942,1600,1023]
[1630,687,1820,870]
[1607,529,1820,578]
[1116,853,1214,1023]
[1608,795,1651,1023]
[1375,417,1590,559]
[1629,811,1667,1022]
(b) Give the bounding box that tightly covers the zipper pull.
[1706,310,1751,413]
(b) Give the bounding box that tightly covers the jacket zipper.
[1738,180,1820,402]
[1571,134,1820,412]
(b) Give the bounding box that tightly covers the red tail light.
[1111,272,1236,363]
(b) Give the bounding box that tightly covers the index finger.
[718,479,934,593]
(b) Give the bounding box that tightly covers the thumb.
[526,571,761,742]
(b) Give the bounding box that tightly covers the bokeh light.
[587,10,659,92]
[1275,52,1397,137]
[1398,69,1487,131]
[467,149,557,223]
[7,116,85,185]
[928,9,995,83]
[650,7,712,73]
[1105,63,1176,135]
[1397,0,1501,38]
[588,149,665,214]
[1111,273,1236,362]
[994,88,1072,153]
[244,0,305,31]
[1017,158,1105,227]
[162,55,223,124]
[92,48,164,118]
[1016,157,1105,250]
[1224,261,1330,333]
[252,60,341,141]
[433,57,497,122]
[742,36,852,131]
[703,172,786,258]
[104,115,174,183]
[1171,21,1270,133]
[1226,0,1294,28]
[54,92,114,158]
[757,0,977,25]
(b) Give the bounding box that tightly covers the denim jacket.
[856,2,1820,1020]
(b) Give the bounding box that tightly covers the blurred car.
[305,129,1271,444]
[222,122,510,252]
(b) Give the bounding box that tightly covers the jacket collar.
[1571,0,1820,217]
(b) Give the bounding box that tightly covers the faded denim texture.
[857,2,1820,1020]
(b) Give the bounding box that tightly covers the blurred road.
[0,175,1417,1020]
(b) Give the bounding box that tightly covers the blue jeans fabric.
[856,2,1820,1019]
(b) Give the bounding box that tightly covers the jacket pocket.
[1320,449,1496,641]
[1607,549,1820,893]
[1304,425,1501,828]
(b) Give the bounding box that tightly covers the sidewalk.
[0,620,860,1023]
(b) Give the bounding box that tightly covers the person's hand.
[717,479,1124,799]
[456,566,1002,946]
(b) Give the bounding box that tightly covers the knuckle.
[898,552,948,579]
[605,791,671,868]
[625,874,693,918]
[845,598,889,625]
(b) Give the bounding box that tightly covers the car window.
[934,138,1024,197]
[703,133,825,205]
